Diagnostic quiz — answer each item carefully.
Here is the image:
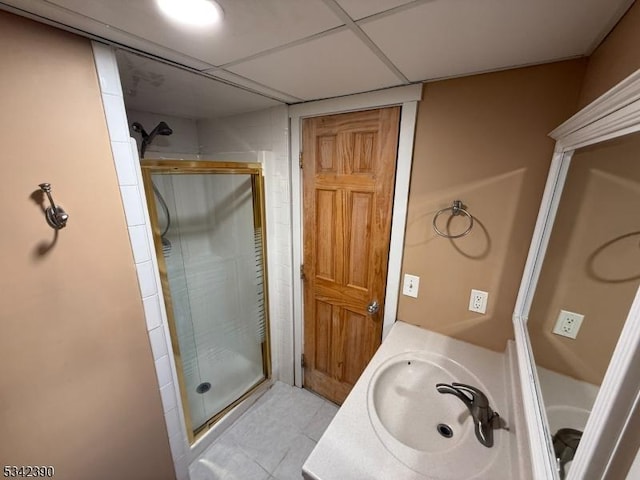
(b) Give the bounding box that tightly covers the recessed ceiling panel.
[335,0,416,20]
[361,0,631,82]
[2,0,633,103]
[44,0,343,66]
[117,51,282,119]
[208,70,303,103]
[227,29,401,100]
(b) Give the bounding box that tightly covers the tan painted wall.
[528,135,640,386]
[0,12,175,480]
[397,60,586,352]
[578,1,640,107]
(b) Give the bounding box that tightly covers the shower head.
[133,121,173,158]
[153,121,173,137]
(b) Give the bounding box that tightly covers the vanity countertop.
[302,321,518,480]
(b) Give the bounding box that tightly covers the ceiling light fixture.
[156,0,223,27]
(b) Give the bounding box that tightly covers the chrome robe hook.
[39,183,69,229]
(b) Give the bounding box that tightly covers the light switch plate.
[402,274,420,298]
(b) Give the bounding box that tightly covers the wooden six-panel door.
[302,107,400,404]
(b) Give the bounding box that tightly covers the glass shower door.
[142,161,270,441]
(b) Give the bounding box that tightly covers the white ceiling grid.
[227,28,402,100]
[0,0,632,116]
[359,0,628,82]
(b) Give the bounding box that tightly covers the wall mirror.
[513,69,640,480]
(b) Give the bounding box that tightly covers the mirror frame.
[513,68,640,480]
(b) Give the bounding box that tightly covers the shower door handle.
[367,300,379,315]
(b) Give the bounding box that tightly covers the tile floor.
[190,382,339,480]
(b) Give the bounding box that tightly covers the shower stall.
[141,160,271,442]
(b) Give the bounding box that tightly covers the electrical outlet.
[553,310,584,339]
[402,274,420,298]
[469,289,488,314]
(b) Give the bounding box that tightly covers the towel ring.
[432,200,474,239]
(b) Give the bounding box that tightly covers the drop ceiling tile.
[43,0,344,66]
[335,0,416,20]
[227,29,402,100]
[208,70,303,103]
[1,0,215,70]
[361,0,630,82]
[117,51,282,119]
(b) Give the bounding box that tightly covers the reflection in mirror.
[527,131,640,477]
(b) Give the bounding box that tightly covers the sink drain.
[437,423,453,438]
[196,382,211,394]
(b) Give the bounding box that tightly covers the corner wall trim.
[91,41,190,480]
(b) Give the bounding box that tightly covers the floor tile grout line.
[300,404,327,432]
[226,435,285,477]
[270,443,295,476]
[301,432,319,444]
[191,382,338,479]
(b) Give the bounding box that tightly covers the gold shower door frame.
[141,160,272,444]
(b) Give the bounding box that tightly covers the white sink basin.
[546,405,590,434]
[367,351,500,478]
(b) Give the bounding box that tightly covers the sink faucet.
[436,382,501,448]
[553,428,582,479]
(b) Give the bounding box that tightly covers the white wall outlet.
[402,274,420,298]
[469,289,488,314]
[553,310,584,339]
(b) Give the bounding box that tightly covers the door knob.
[367,300,379,314]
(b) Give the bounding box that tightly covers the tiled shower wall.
[128,104,295,385]
[126,103,293,388]
[197,106,294,385]
[153,172,265,429]
[92,42,190,480]
[93,41,294,478]
[127,109,200,157]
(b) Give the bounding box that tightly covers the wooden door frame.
[289,84,422,387]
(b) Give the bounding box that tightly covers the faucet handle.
[451,383,490,408]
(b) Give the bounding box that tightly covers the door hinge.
[301,353,306,368]
[299,151,303,169]
[300,264,306,280]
